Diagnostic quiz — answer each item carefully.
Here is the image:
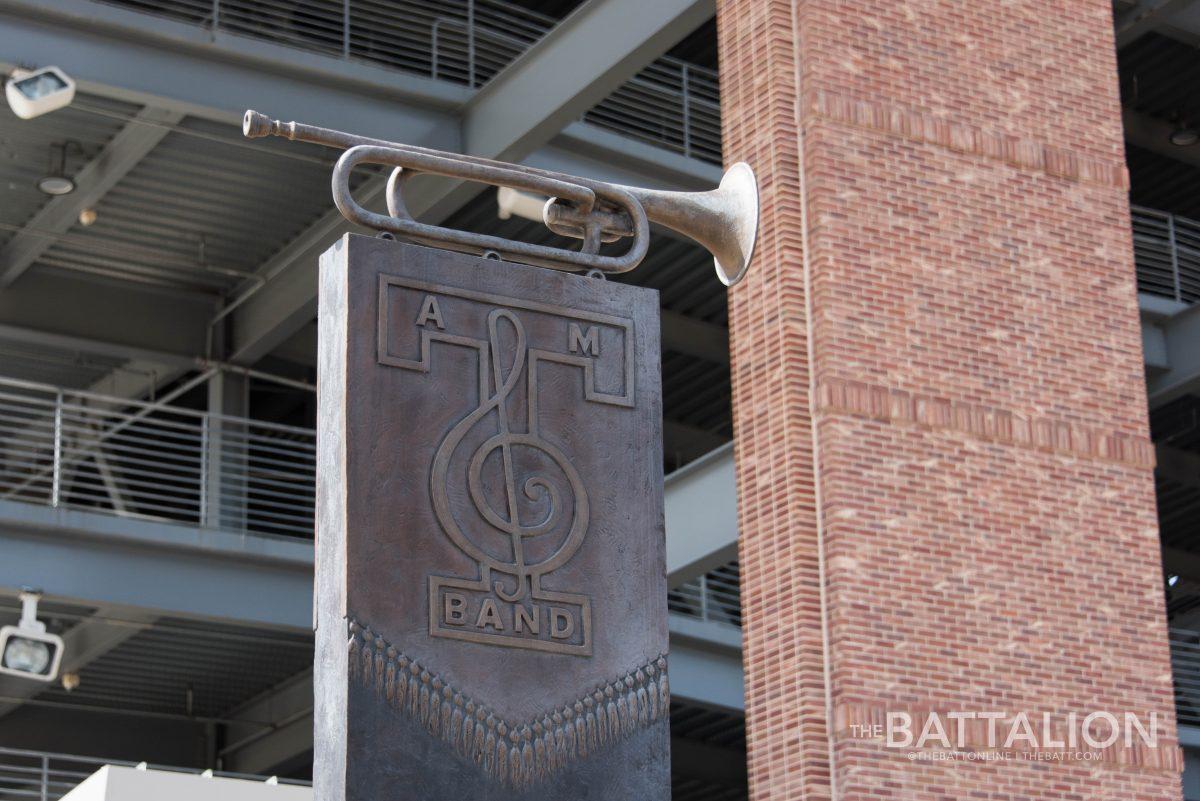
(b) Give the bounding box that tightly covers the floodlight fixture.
[37,141,81,196]
[1170,124,1200,147]
[6,67,75,120]
[0,590,64,682]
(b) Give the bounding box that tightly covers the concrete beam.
[665,445,738,588]
[0,106,183,289]
[0,499,312,631]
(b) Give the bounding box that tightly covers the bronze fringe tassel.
[345,617,668,787]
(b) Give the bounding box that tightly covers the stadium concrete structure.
[0,0,1195,798]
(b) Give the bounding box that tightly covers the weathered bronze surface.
[316,235,668,800]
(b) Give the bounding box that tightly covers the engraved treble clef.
[430,309,589,603]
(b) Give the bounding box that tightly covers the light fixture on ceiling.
[1170,124,1200,147]
[0,589,65,682]
[5,66,75,120]
[37,141,81,196]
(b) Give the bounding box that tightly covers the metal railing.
[0,376,315,539]
[1171,627,1200,727]
[96,0,724,164]
[668,560,741,628]
[1132,205,1200,304]
[0,746,309,800]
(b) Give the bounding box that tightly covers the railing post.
[211,0,219,37]
[199,416,210,527]
[431,19,441,79]
[40,755,48,801]
[1168,212,1183,302]
[681,63,691,159]
[50,392,62,508]
[699,573,709,622]
[342,0,351,59]
[467,0,477,88]
[205,371,248,533]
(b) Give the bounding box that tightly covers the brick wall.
[716,1,1182,798]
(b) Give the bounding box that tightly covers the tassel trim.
[347,618,668,787]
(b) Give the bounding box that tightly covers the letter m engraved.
[568,323,600,357]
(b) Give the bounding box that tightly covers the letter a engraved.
[476,599,504,631]
[416,295,445,329]
[568,323,599,356]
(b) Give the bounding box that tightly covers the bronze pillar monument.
[244,111,757,801]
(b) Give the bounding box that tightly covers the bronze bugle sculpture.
[243,109,758,285]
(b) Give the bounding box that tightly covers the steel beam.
[0,106,183,289]
[222,668,315,775]
[665,445,738,588]
[0,270,213,365]
[668,618,744,711]
[0,499,312,631]
[462,0,714,164]
[1145,300,1200,406]
[1115,0,1197,47]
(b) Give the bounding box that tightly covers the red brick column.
[717,1,1182,798]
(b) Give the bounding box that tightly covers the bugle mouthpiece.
[243,110,276,139]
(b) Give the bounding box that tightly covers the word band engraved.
[377,275,635,656]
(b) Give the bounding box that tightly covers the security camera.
[0,591,64,682]
[6,67,75,120]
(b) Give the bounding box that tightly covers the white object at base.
[62,765,312,801]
